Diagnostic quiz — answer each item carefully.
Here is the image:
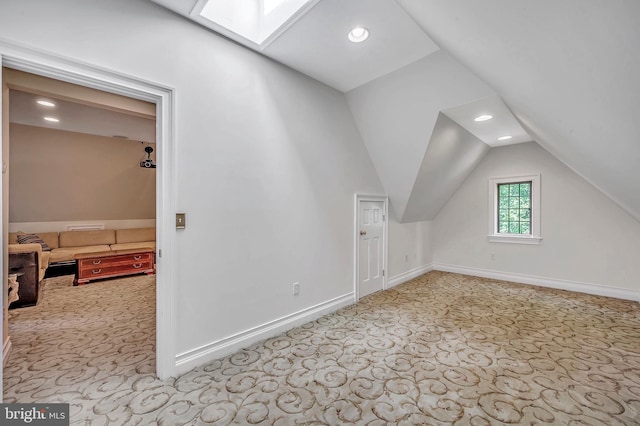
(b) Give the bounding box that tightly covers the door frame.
[0,39,177,381]
[353,194,388,302]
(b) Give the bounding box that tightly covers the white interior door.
[358,200,385,298]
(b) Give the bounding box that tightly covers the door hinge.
[382,214,386,221]
[382,269,385,277]
[158,249,162,258]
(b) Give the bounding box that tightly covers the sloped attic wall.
[346,50,494,222]
[402,113,489,222]
[0,0,423,371]
[399,0,640,222]
[434,142,640,298]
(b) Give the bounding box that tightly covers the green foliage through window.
[497,181,531,234]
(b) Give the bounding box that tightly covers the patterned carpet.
[4,271,640,424]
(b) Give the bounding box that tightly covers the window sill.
[487,235,542,245]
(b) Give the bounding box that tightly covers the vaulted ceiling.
[157,1,640,222]
[398,0,640,222]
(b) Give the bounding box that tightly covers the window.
[497,181,531,234]
[488,174,541,244]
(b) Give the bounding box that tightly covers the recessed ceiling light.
[348,27,369,43]
[474,114,493,122]
[37,99,56,107]
[498,135,513,141]
[43,117,60,123]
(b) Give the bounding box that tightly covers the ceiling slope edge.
[401,113,489,223]
[395,0,640,223]
[345,50,496,223]
[516,117,640,224]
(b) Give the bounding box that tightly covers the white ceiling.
[150,0,539,222]
[345,50,497,221]
[403,113,489,222]
[398,0,640,221]
[262,0,440,92]
[151,0,440,92]
[9,90,156,143]
[149,0,640,222]
[443,95,532,148]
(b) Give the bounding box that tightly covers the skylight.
[194,0,315,48]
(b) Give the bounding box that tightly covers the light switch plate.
[176,213,186,229]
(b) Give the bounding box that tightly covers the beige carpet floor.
[3,271,640,424]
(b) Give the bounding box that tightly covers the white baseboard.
[434,263,640,302]
[3,338,12,367]
[174,264,638,375]
[175,292,354,375]
[387,263,434,288]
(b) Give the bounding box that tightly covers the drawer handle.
[133,263,143,269]
[92,269,102,274]
[134,255,142,260]
[93,260,102,265]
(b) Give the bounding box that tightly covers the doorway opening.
[0,43,176,390]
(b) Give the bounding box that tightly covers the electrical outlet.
[491,253,496,261]
[405,254,409,262]
[292,282,300,296]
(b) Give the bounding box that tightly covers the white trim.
[488,174,541,245]
[434,263,640,302]
[0,54,4,397]
[0,39,177,379]
[387,263,434,288]
[487,235,542,245]
[354,194,388,302]
[2,338,11,367]
[175,292,354,375]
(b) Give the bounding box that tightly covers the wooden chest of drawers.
[74,249,155,285]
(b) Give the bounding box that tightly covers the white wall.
[388,218,433,283]
[434,142,640,297]
[402,113,489,222]
[399,0,640,222]
[0,0,427,369]
[346,50,494,220]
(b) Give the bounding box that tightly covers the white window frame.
[488,174,542,245]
